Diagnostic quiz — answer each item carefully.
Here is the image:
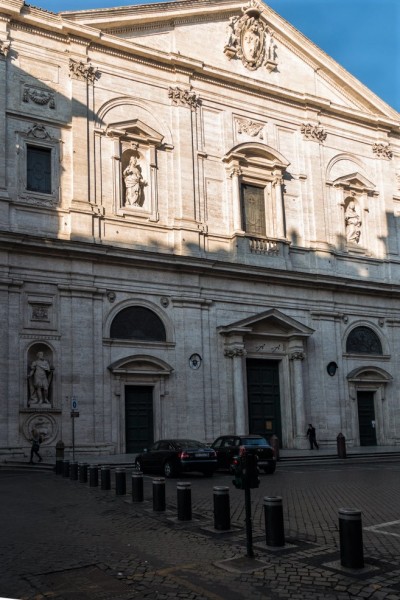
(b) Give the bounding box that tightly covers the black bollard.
[62,460,70,478]
[55,459,63,475]
[152,478,166,512]
[69,461,78,481]
[115,468,126,496]
[339,508,364,568]
[88,465,99,487]
[132,471,144,502]
[177,482,192,521]
[264,496,285,547]
[101,466,111,490]
[213,486,231,531]
[78,463,88,483]
[337,433,347,459]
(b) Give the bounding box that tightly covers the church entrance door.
[125,386,154,453]
[246,359,282,442]
[357,391,377,446]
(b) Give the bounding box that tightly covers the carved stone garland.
[224,0,277,72]
[23,86,55,109]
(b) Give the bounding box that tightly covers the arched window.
[346,326,382,355]
[110,306,166,342]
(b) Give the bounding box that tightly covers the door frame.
[245,358,283,442]
[356,390,377,446]
[124,384,155,454]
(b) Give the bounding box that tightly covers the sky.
[28,0,400,113]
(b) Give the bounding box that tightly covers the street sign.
[71,411,80,418]
[71,397,78,411]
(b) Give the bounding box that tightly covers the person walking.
[29,429,43,464]
[306,423,319,450]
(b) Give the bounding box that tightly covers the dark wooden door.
[125,386,154,453]
[246,359,282,442]
[357,391,377,446]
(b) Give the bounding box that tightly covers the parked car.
[135,439,218,478]
[211,434,276,474]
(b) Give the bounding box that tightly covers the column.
[230,167,243,233]
[289,351,306,446]
[273,171,285,239]
[225,345,247,434]
[0,20,10,193]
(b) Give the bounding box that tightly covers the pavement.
[2,447,400,600]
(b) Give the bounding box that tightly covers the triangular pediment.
[218,308,314,338]
[106,119,164,145]
[333,172,376,192]
[60,0,399,120]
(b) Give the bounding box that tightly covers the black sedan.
[211,434,276,474]
[135,439,218,478]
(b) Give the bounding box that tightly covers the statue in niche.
[123,155,147,207]
[345,200,362,244]
[28,351,54,407]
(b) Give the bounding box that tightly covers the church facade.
[1,0,400,459]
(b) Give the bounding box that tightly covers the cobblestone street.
[2,460,400,600]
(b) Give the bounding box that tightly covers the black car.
[135,439,218,478]
[211,434,276,474]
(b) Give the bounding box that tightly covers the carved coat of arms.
[224,1,277,72]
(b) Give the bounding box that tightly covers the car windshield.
[173,439,207,449]
[240,438,269,447]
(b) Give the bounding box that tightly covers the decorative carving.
[22,413,59,445]
[344,200,362,244]
[224,1,277,72]
[301,123,327,143]
[0,39,10,57]
[31,304,50,321]
[123,154,147,207]
[106,291,116,303]
[249,238,279,255]
[168,86,200,110]
[69,58,98,83]
[224,347,247,358]
[23,86,55,109]
[236,117,264,139]
[289,351,305,361]
[27,351,54,407]
[160,296,170,308]
[372,143,393,160]
[26,123,51,139]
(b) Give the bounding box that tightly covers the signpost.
[70,397,79,461]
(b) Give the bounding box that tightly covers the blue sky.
[31,0,400,112]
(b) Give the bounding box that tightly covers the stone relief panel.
[22,413,59,446]
[22,85,55,109]
[168,86,200,110]
[372,143,393,160]
[235,117,265,140]
[224,0,277,72]
[301,123,327,143]
[27,343,55,408]
[121,145,148,208]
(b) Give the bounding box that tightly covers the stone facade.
[0,0,399,458]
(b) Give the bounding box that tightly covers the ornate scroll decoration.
[224,1,277,72]
[289,351,305,361]
[301,123,327,143]
[236,117,264,139]
[0,39,10,57]
[372,143,393,160]
[224,347,247,358]
[69,58,98,83]
[26,123,51,139]
[168,86,200,110]
[23,86,55,109]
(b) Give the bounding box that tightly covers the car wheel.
[163,461,176,478]
[263,465,276,475]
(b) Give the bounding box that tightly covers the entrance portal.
[357,391,377,446]
[246,359,282,442]
[125,385,154,453]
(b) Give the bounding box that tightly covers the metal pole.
[339,508,364,568]
[132,471,144,502]
[244,485,254,558]
[264,496,285,547]
[177,482,192,521]
[152,478,166,512]
[72,416,75,462]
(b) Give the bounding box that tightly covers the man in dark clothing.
[29,429,43,464]
[306,424,319,449]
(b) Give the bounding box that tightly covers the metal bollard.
[152,478,166,512]
[78,463,88,483]
[55,459,63,475]
[177,482,192,521]
[115,468,126,495]
[264,496,285,547]
[213,486,231,531]
[339,508,364,568]
[337,433,347,459]
[132,471,144,502]
[88,465,99,487]
[101,466,111,490]
[69,461,78,481]
[62,460,70,478]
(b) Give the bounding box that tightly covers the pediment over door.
[108,354,173,376]
[218,308,314,353]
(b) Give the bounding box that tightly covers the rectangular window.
[241,184,266,236]
[27,146,52,194]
